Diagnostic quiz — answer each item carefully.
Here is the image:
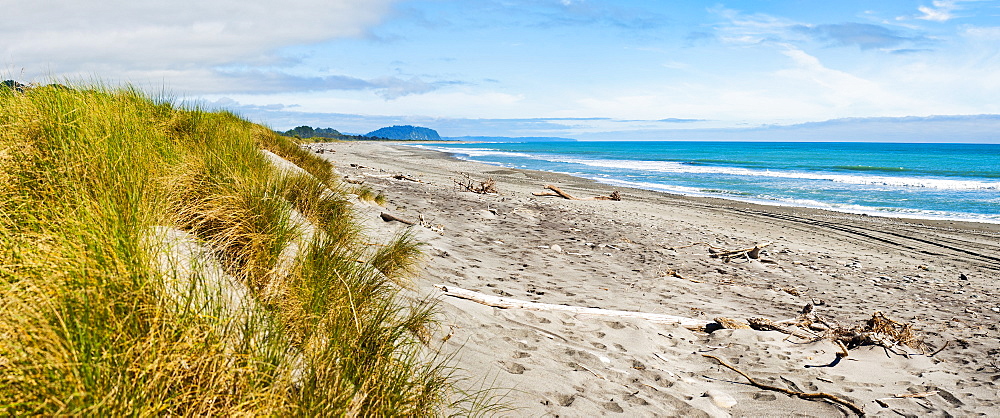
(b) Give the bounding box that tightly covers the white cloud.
[912,0,987,22]
[775,48,896,110]
[708,6,803,46]
[963,25,1000,40]
[2,0,395,89]
[917,1,958,21]
[225,88,527,120]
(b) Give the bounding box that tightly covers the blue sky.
[5,0,1000,141]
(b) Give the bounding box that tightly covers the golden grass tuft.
[0,83,468,415]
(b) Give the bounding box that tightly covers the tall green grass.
[0,84,457,415]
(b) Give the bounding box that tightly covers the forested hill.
[281,125,443,141]
[280,126,372,141]
[365,125,441,140]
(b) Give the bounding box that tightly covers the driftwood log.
[380,212,416,225]
[435,284,710,330]
[393,174,420,182]
[343,177,365,185]
[532,185,621,201]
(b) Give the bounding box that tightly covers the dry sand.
[314,141,1000,417]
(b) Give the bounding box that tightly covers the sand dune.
[316,141,1000,417]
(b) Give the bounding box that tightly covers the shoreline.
[409,142,1000,233]
[407,142,1000,226]
[314,140,1000,416]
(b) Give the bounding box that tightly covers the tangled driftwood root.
[827,311,927,352]
[703,354,865,416]
[672,241,775,263]
[710,242,773,262]
[454,174,498,194]
[711,306,933,358]
[532,185,621,201]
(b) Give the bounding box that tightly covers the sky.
[4,0,1000,141]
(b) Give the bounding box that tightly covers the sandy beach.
[313,141,1000,417]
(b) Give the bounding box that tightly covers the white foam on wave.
[592,178,1000,224]
[417,146,999,190]
[412,144,1000,223]
[414,145,540,160]
[546,157,999,191]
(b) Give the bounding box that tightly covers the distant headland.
[280,124,576,142]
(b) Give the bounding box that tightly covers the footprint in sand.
[624,392,650,406]
[501,361,526,374]
[753,391,777,401]
[606,321,627,329]
[602,401,624,413]
[504,336,538,351]
[554,393,576,407]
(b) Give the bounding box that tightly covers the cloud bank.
[3,0,400,94]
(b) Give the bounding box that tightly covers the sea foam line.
[554,157,999,190]
[414,145,1000,223]
[420,146,1000,191]
[593,178,1000,224]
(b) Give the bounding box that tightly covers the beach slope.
[319,141,1000,417]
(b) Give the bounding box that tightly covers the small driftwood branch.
[747,317,815,339]
[670,242,725,251]
[532,185,621,201]
[591,191,622,201]
[836,340,850,358]
[929,340,949,357]
[380,212,415,225]
[435,284,710,330]
[702,354,865,416]
[893,391,937,399]
[660,269,702,283]
[714,317,752,329]
[393,174,420,182]
[533,185,576,199]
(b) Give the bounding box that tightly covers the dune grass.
[0,84,457,415]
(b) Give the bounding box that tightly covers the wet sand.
[315,141,1000,417]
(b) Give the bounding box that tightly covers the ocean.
[414,141,1000,224]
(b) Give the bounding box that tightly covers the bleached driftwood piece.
[533,185,578,200]
[434,284,710,331]
[532,185,621,201]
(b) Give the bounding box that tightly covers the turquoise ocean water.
[415,141,1000,223]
